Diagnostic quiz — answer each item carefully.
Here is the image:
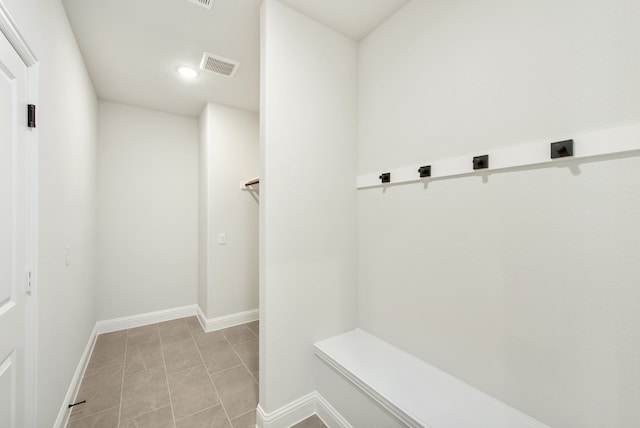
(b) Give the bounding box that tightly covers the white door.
[0,27,30,428]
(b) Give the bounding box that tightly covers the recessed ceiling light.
[177,66,198,79]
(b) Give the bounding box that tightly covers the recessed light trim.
[177,66,198,79]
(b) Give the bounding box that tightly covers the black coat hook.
[418,165,431,178]
[473,155,489,170]
[379,172,391,183]
[551,139,574,158]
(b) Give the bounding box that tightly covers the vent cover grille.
[187,0,213,10]
[200,53,240,78]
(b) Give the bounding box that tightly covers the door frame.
[0,2,38,426]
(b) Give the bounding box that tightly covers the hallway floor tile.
[67,317,259,428]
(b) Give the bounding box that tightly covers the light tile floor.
[67,316,260,428]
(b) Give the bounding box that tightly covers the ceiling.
[281,0,408,42]
[62,0,409,118]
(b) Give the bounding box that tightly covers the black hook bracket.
[379,172,391,183]
[473,155,489,170]
[418,165,431,178]
[551,139,574,159]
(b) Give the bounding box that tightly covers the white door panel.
[0,37,14,313]
[0,352,16,427]
[0,26,28,428]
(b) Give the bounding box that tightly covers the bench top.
[314,329,549,428]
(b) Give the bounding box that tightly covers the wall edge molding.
[0,0,38,66]
[53,324,97,428]
[95,304,199,334]
[256,392,316,428]
[314,346,421,427]
[315,331,551,428]
[256,392,350,428]
[196,305,208,330]
[315,393,353,428]
[200,307,259,333]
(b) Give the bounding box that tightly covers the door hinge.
[25,269,33,296]
[27,104,36,128]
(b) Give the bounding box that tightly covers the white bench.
[314,329,550,428]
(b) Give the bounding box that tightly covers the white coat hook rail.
[358,122,640,189]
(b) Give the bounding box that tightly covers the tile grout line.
[237,323,260,420]
[189,319,236,427]
[117,330,129,428]
[120,329,181,424]
[159,322,179,427]
[173,404,220,425]
[120,327,172,425]
[229,345,258,388]
[221,324,259,423]
[226,325,259,347]
[231,407,258,424]
[118,405,171,426]
[227,329,259,388]
[208,363,245,377]
[207,364,234,426]
[68,406,121,426]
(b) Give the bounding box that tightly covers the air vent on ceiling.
[187,0,213,10]
[200,52,240,78]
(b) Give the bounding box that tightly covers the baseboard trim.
[256,392,351,428]
[95,304,199,334]
[53,324,97,428]
[257,393,317,428]
[315,393,352,428]
[198,306,259,332]
[196,305,208,330]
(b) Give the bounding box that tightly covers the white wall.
[358,0,640,172]
[97,101,198,320]
[260,0,358,413]
[199,102,259,319]
[357,1,640,427]
[2,0,98,425]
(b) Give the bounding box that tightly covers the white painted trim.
[315,346,421,428]
[25,60,39,428]
[95,304,198,334]
[198,307,259,333]
[315,330,550,428]
[196,305,208,330]
[94,305,258,335]
[257,393,316,428]
[357,122,640,189]
[53,324,97,428]
[0,4,39,425]
[315,393,352,428]
[0,0,37,66]
[256,392,350,428]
